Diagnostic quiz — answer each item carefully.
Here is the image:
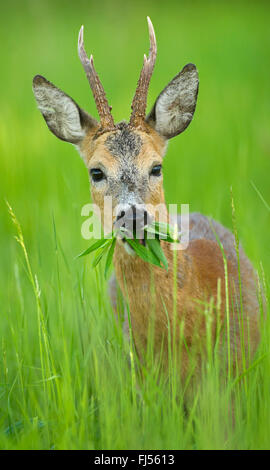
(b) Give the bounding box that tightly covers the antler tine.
[129,17,157,128]
[78,25,115,130]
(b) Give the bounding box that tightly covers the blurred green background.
[0,0,270,449]
[1,0,270,271]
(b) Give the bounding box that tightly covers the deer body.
[33,18,260,378]
[112,212,259,377]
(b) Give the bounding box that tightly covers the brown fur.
[78,122,261,380]
[113,223,260,379]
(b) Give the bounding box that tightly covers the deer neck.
[112,203,179,349]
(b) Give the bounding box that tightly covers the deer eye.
[150,164,162,177]
[90,168,105,182]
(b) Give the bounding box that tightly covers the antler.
[129,17,157,128]
[78,25,115,130]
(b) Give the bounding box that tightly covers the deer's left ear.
[146,64,199,139]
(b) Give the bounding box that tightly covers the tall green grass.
[0,0,270,449]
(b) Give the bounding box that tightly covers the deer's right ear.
[146,64,199,139]
[32,75,98,144]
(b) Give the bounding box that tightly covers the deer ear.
[146,64,199,139]
[32,75,98,144]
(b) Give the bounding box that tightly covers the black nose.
[115,205,152,238]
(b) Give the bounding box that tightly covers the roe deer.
[33,18,260,379]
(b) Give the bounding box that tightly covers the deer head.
[33,18,198,237]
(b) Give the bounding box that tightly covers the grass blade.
[145,222,178,243]
[126,239,162,268]
[76,238,112,258]
[104,238,116,279]
[251,180,270,212]
[146,238,168,271]
[92,242,111,268]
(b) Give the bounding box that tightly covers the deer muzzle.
[114,205,153,241]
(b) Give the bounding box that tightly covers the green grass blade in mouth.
[92,241,112,268]
[76,222,178,273]
[146,238,169,271]
[76,237,113,258]
[104,237,116,279]
[145,222,178,243]
[126,238,163,268]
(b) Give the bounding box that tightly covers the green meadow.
[1,0,270,449]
